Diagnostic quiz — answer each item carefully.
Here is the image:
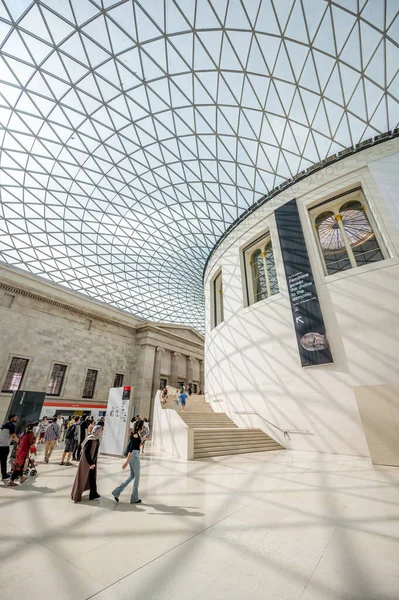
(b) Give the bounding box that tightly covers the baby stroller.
[24,446,38,478]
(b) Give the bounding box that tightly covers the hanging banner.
[275,198,333,367]
[7,391,46,434]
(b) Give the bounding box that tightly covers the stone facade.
[0,264,204,423]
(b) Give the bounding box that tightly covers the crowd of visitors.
[0,411,149,504]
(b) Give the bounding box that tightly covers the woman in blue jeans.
[112,420,146,504]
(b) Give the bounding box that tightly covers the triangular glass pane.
[361,0,385,30]
[331,5,357,52]
[273,43,295,82]
[340,24,361,71]
[255,0,280,34]
[60,34,89,66]
[135,3,161,42]
[83,37,110,67]
[324,65,344,105]
[21,5,52,43]
[41,7,75,44]
[2,30,32,64]
[41,0,74,23]
[167,40,189,73]
[105,19,135,54]
[166,1,190,33]
[273,0,295,32]
[360,21,383,67]
[220,35,242,71]
[313,50,335,89]
[339,63,361,103]
[195,0,221,29]
[386,38,399,84]
[227,31,252,68]
[70,0,100,26]
[225,0,250,29]
[313,9,336,56]
[285,0,308,43]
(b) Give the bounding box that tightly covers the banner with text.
[275,198,333,367]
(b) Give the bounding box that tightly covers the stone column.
[199,360,205,394]
[151,346,165,402]
[170,352,181,388]
[135,344,156,419]
[186,356,195,386]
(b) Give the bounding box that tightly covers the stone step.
[195,441,280,450]
[186,422,238,429]
[194,434,277,448]
[194,446,283,458]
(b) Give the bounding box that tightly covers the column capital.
[186,355,196,362]
[172,351,181,358]
[156,346,165,353]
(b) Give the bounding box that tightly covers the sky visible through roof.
[0,0,398,330]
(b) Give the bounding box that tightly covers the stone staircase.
[162,393,284,459]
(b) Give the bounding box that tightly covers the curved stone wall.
[204,138,399,460]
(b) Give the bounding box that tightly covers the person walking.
[0,414,18,481]
[180,390,188,412]
[56,415,64,440]
[61,416,80,466]
[112,420,144,504]
[71,425,102,502]
[174,389,180,411]
[188,383,193,396]
[37,416,49,444]
[8,424,36,486]
[74,415,90,461]
[87,417,95,435]
[44,416,60,463]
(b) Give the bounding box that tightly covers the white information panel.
[101,386,133,456]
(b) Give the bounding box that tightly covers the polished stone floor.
[0,445,398,600]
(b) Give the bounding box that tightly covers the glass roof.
[0,0,398,330]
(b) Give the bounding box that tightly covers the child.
[180,391,187,412]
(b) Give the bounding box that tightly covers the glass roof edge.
[202,128,399,282]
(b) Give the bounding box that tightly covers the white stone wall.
[204,140,399,458]
[0,267,204,423]
[0,290,135,422]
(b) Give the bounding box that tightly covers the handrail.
[233,410,312,440]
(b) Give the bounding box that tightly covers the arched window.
[315,211,351,275]
[212,270,224,328]
[339,201,384,267]
[312,192,385,276]
[251,249,267,302]
[246,235,279,306]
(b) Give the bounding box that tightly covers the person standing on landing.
[71,425,102,502]
[112,420,144,504]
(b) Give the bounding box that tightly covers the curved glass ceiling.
[0,0,398,330]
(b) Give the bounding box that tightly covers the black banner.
[7,391,46,434]
[275,198,333,367]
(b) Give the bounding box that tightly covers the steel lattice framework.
[0,0,398,330]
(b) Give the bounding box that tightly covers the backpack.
[66,424,76,440]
